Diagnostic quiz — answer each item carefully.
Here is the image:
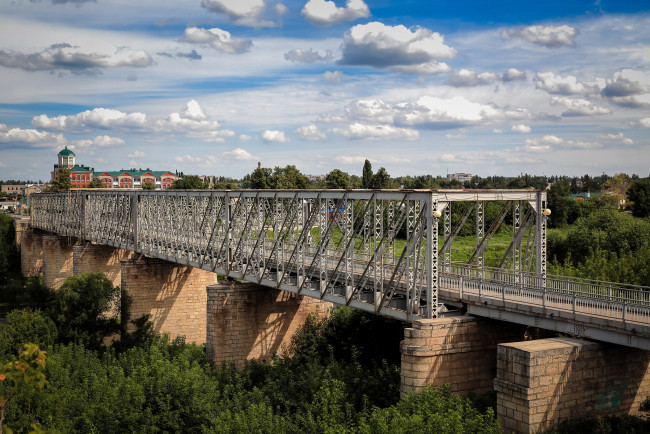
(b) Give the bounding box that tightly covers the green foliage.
[0,311,58,359]
[86,178,104,188]
[370,167,394,189]
[45,273,120,350]
[171,175,209,189]
[326,169,352,189]
[627,177,650,218]
[0,214,20,284]
[544,415,650,433]
[141,180,155,190]
[358,384,502,434]
[44,167,72,192]
[362,159,373,189]
[0,344,49,434]
[270,165,309,189]
[548,209,650,286]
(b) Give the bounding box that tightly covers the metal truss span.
[30,189,542,322]
[29,189,650,349]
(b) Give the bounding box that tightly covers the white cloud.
[180,100,206,121]
[511,124,531,133]
[339,22,456,74]
[223,148,254,160]
[640,118,650,128]
[396,96,502,125]
[446,132,465,139]
[128,150,145,158]
[525,134,603,150]
[501,24,579,48]
[302,0,370,27]
[284,48,332,63]
[601,70,650,107]
[335,155,376,165]
[502,68,527,82]
[536,72,601,95]
[0,43,152,74]
[598,133,634,145]
[273,3,288,15]
[295,124,327,140]
[175,155,202,163]
[344,99,395,123]
[445,69,498,87]
[31,101,235,140]
[550,96,611,116]
[201,0,279,27]
[0,127,66,147]
[262,129,290,142]
[180,27,252,54]
[239,134,252,141]
[71,135,125,148]
[323,70,343,83]
[329,123,419,140]
[493,129,503,134]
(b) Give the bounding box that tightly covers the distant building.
[50,147,177,189]
[447,173,473,183]
[1,185,23,194]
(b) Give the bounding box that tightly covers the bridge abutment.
[73,243,131,288]
[400,315,528,397]
[120,257,216,344]
[206,281,332,368]
[494,337,650,433]
[42,233,75,289]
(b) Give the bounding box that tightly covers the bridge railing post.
[622,299,627,323]
[543,287,547,309]
[459,276,464,299]
[572,293,576,315]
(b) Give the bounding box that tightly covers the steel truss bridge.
[30,189,650,349]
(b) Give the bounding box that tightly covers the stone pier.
[494,337,650,433]
[120,257,217,344]
[73,243,131,288]
[206,281,332,368]
[20,227,44,277]
[400,315,529,396]
[42,234,76,289]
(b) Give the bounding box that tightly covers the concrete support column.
[400,315,528,396]
[494,337,650,434]
[20,227,44,277]
[42,234,75,289]
[73,243,131,287]
[206,281,332,368]
[120,257,217,344]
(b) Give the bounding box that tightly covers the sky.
[0,0,649,182]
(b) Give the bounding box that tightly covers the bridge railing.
[439,272,650,326]
[446,263,650,305]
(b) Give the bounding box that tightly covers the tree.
[44,167,72,192]
[249,167,272,189]
[627,177,650,218]
[87,178,104,189]
[370,167,393,189]
[325,169,351,189]
[46,273,121,350]
[0,344,49,434]
[170,175,208,189]
[362,159,373,189]
[270,165,309,189]
[141,180,156,190]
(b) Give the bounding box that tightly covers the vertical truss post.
[344,197,353,297]
[374,196,383,307]
[476,200,484,278]
[131,191,139,251]
[535,191,547,281]
[426,193,439,318]
[442,202,451,273]
[513,200,521,283]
